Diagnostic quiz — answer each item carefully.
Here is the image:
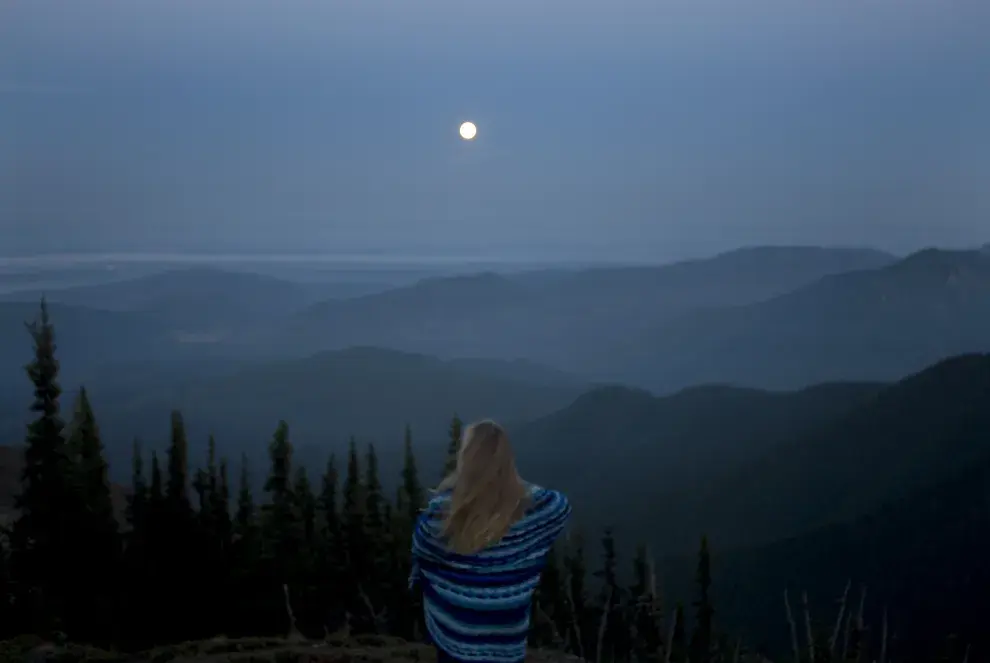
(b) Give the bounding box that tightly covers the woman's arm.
[408,497,445,588]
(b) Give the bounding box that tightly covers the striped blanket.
[409,484,572,663]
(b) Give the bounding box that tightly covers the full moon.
[459,121,478,140]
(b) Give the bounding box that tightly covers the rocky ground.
[1,635,584,663]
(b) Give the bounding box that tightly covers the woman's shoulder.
[421,490,451,520]
[525,484,570,514]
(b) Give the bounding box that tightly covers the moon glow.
[459,121,478,140]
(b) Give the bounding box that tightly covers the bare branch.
[563,565,585,660]
[829,580,851,656]
[663,609,677,663]
[357,582,388,633]
[784,590,800,663]
[596,585,613,663]
[282,584,304,642]
[802,592,814,663]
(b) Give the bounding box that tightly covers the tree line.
[0,301,897,663]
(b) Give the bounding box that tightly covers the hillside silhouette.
[2,246,988,663]
[607,249,990,391]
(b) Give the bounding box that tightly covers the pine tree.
[12,298,77,636]
[630,544,665,663]
[400,424,424,523]
[0,527,11,639]
[319,454,341,551]
[126,439,147,536]
[147,449,165,566]
[230,454,265,638]
[533,544,566,647]
[235,454,256,541]
[392,428,422,640]
[317,453,345,632]
[214,457,233,553]
[670,603,688,663]
[342,438,370,627]
[262,420,298,582]
[443,415,463,478]
[343,437,365,569]
[167,410,191,513]
[294,467,317,549]
[595,527,629,662]
[564,532,591,659]
[149,451,164,522]
[66,386,120,643]
[69,388,117,540]
[162,411,196,641]
[364,443,384,564]
[193,435,219,532]
[690,536,714,663]
[194,436,231,637]
[123,440,152,647]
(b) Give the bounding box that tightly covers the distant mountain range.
[0,244,922,397]
[594,248,990,391]
[274,246,896,367]
[519,352,990,557]
[707,454,990,661]
[0,347,588,484]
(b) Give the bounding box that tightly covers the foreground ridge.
[2,636,587,663]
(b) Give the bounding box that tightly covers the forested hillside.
[2,299,985,663]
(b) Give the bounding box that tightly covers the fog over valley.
[2,2,989,662]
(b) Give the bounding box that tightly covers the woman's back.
[411,485,571,662]
[408,421,571,663]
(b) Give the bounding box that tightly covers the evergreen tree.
[235,454,256,541]
[392,429,423,640]
[66,387,120,643]
[214,457,233,553]
[123,440,152,647]
[294,466,317,549]
[230,454,266,637]
[533,544,566,647]
[443,415,463,478]
[564,532,592,659]
[342,438,370,627]
[0,527,11,639]
[69,388,117,539]
[319,454,341,551]
[595,527,629,662]
[318,454,345,631]
[193,435,219,531]
[400,424,424,523]
[690,536,714,663]
[167,410,191,512]
[12,298,77,637]
[362,444,390,632]
[161,411,197,641]
[343,437,365,569]
[364,443,385,577]
[147,449,166,581]
[630,544,665,663]
[262,420,298,582]
[149,450,164,522]
[670,603,688,663]
[194,436,231,636]
[126,439,147,535]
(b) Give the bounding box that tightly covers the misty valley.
[1,246,989,663]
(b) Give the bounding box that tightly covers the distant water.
[0,252,632,270]
[0,252,646,296]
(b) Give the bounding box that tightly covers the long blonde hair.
[436,420,530,554]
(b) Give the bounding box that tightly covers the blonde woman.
[409,420,572,663]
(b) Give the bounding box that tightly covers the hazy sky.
[2,1,989,261]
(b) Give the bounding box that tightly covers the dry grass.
[1,636,582,663]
